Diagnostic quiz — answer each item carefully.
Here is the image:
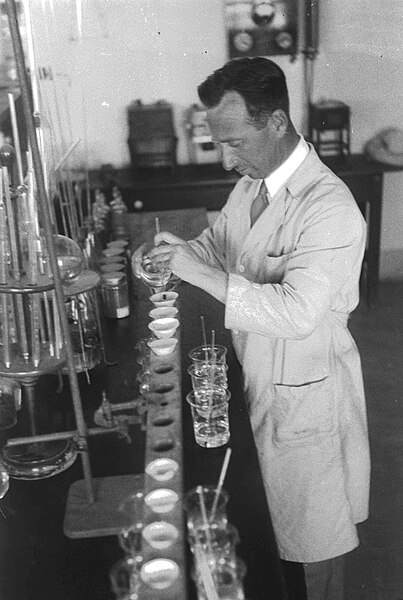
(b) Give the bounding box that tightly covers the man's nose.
[221,145,237,171]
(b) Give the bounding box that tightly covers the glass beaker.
[54,234,84,284]
[192,555,247,600]
[184,484,229,534]
[63,292,102,374]
[0,377,20,429]
[109,555,141,600]
[188,345,228,373]
[186,388,231,448]
[139,242,171,295]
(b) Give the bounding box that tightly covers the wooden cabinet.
[89,163,238,213]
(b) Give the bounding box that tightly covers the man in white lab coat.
[132,57,370,599]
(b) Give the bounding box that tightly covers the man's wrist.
[197,263,228,304]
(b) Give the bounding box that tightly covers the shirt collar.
[264,135,309,198]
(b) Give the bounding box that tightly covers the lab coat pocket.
[273,377,336,448]
[272,326,331,386]
[262,253,292,283]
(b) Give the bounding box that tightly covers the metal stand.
[3,1,139,527]
[1,378,77,479]
[64,473,144,538]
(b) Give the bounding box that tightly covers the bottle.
[110,187,129,239]
[84,216,104,270]
[101,271,130,319]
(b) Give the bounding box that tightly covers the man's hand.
[131,241,148,279]
[131,231,229,303]
[146,232,206,285]
[131,233,199,282]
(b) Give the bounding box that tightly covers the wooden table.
[0,208,291,600]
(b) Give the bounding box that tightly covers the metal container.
[101,271,130,319]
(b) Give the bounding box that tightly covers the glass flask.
[54,234,84,284]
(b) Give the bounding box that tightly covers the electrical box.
[127,100,177,171]
[309,100,350,158]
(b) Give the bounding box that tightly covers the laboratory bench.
[0,209,301,600]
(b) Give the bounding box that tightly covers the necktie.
[250,180,269,227]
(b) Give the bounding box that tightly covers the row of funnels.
[138,293,188,599]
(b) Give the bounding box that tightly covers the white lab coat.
[190,146,370,562]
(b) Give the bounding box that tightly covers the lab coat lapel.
[238,145,323,257]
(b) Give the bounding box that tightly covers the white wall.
[28,0,403,279]
[311,0,403,280]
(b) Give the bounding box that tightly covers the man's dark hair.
[198,57,289,128]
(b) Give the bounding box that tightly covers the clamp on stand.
[63,392,147,539]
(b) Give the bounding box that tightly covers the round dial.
[232,31,254,52]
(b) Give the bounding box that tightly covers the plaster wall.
[28,0,403,279]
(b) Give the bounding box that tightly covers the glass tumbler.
[184,484,229,535]
[188,345,228,373]
[188,363,228,393]
[186,388,231,448]
[192,555,247,600]
[188,522,240,569]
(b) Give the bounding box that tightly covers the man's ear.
[269,109,289,136]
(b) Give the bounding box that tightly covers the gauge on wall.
[275,31,294,51]
[232,31,254,52]
[224,0,298,58]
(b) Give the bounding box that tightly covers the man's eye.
[228,141,240,148]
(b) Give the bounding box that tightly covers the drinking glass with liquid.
[186,388,231,448]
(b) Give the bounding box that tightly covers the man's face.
[206,91,283,179]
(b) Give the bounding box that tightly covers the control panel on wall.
[224,0,299,58]
[224,0,319,60]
